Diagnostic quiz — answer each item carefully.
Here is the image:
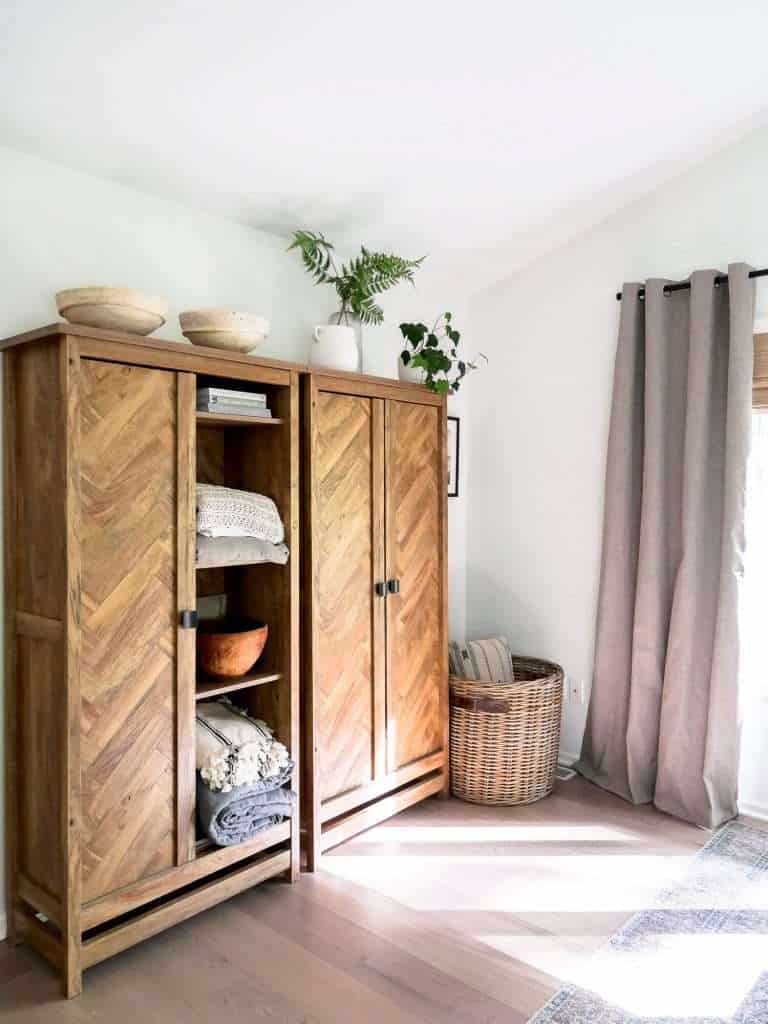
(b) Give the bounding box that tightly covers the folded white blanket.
[196,484,284,544]
[196,535,289,568]
[196,699,290,793]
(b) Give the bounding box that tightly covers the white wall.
[467,123,768,818]
[0,145,469,938]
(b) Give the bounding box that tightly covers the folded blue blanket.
[197,762,296,846]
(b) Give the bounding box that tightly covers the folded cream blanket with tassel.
[196,484,284,544]
[196,699,290,793]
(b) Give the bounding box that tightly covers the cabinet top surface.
[0,321,445,404]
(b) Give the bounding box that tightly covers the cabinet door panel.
[386,401,444,772]
[314,391,385,804]
[80,360,181,903]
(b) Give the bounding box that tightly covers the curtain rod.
[615,267,768,301]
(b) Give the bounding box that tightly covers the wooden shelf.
[195,670,282,701]
[196,411,284,427]
[196,558,287,570]
[195,820,291,859]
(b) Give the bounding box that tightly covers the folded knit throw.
[197,769,296,846]
[195,534,289,568]
[196,699,290,793]
[196,484,284,544]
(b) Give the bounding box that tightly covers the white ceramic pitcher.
[309,324,358,372]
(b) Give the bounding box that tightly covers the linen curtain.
[577,264,755,829]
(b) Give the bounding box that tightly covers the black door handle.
[374,582,387,598]
[180,610,198,629]
[387,579,400,595]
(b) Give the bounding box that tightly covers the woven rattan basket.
[450,655,564,806]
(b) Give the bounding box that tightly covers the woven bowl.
[179,309,270,352]
[56,286,168,335]
[197,618,268,678]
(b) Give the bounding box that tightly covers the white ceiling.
[3,1,768,287]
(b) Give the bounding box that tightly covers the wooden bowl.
[56,286,168,335]
[197,618,268,679]
[179,309,270,352]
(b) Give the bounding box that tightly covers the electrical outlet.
[566,676,585,704]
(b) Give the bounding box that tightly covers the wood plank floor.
[0,778,714,1022]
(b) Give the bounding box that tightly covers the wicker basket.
[450,655,564,806]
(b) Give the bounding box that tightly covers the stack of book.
[196,387,272,419]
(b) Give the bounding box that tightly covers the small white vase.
[329,313,363,372]
[398,357,425,385]
[310,324,359,372]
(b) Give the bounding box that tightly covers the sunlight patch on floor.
[478,932,605,986]
[479,931,764,1018]
[575,933,764,1018]
[348,824,644,843]
[322,853,693,913]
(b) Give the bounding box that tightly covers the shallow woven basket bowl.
[179,309,270,352]
[450,655,564,806]
[56,286,168,335]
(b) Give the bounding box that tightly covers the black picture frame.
[447,416,460,497]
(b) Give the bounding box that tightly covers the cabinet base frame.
[82,848,290,969]
[14,845,291,996]
[319,770,447,855]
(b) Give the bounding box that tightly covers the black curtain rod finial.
[616,266,768,301]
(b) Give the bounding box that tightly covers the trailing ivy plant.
[288,229,424,326]
[399,313,486,395]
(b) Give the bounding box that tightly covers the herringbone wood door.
[80,360,181,903]
[314,392,385,803]
[385,401,444,772]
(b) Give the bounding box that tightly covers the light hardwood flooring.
[1,778,714,1022]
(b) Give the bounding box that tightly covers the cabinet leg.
[64,935,82,999]
[304,824,321,873]
[438,768,451,800]
[64,966,82,1000]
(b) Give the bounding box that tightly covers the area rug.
[529,820,768,1023]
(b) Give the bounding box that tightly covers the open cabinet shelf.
[195,670,282,701]
[196,558,288,570]
[196,410,284,427]
[193,369,299,894]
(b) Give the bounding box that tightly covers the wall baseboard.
[558,750,580,767]
[738,800,768,823]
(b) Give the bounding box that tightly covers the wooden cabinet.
[302,375,449,867]
[3,325,300,997]
[2,322,448,996]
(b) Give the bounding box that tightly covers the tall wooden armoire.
[2,323,300,997]
[302,373,449,867]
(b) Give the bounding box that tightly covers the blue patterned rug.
[530,820,768,1023]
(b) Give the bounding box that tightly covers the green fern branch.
[289,229,425,326]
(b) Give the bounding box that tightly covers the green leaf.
[401,350,411,365]
[399,322,427,346]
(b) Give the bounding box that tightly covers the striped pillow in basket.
[449,637,515,683]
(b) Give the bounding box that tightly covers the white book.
[197,387,267,407]
[198,402,272,418]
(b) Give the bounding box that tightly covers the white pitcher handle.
[313,325,322,343]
